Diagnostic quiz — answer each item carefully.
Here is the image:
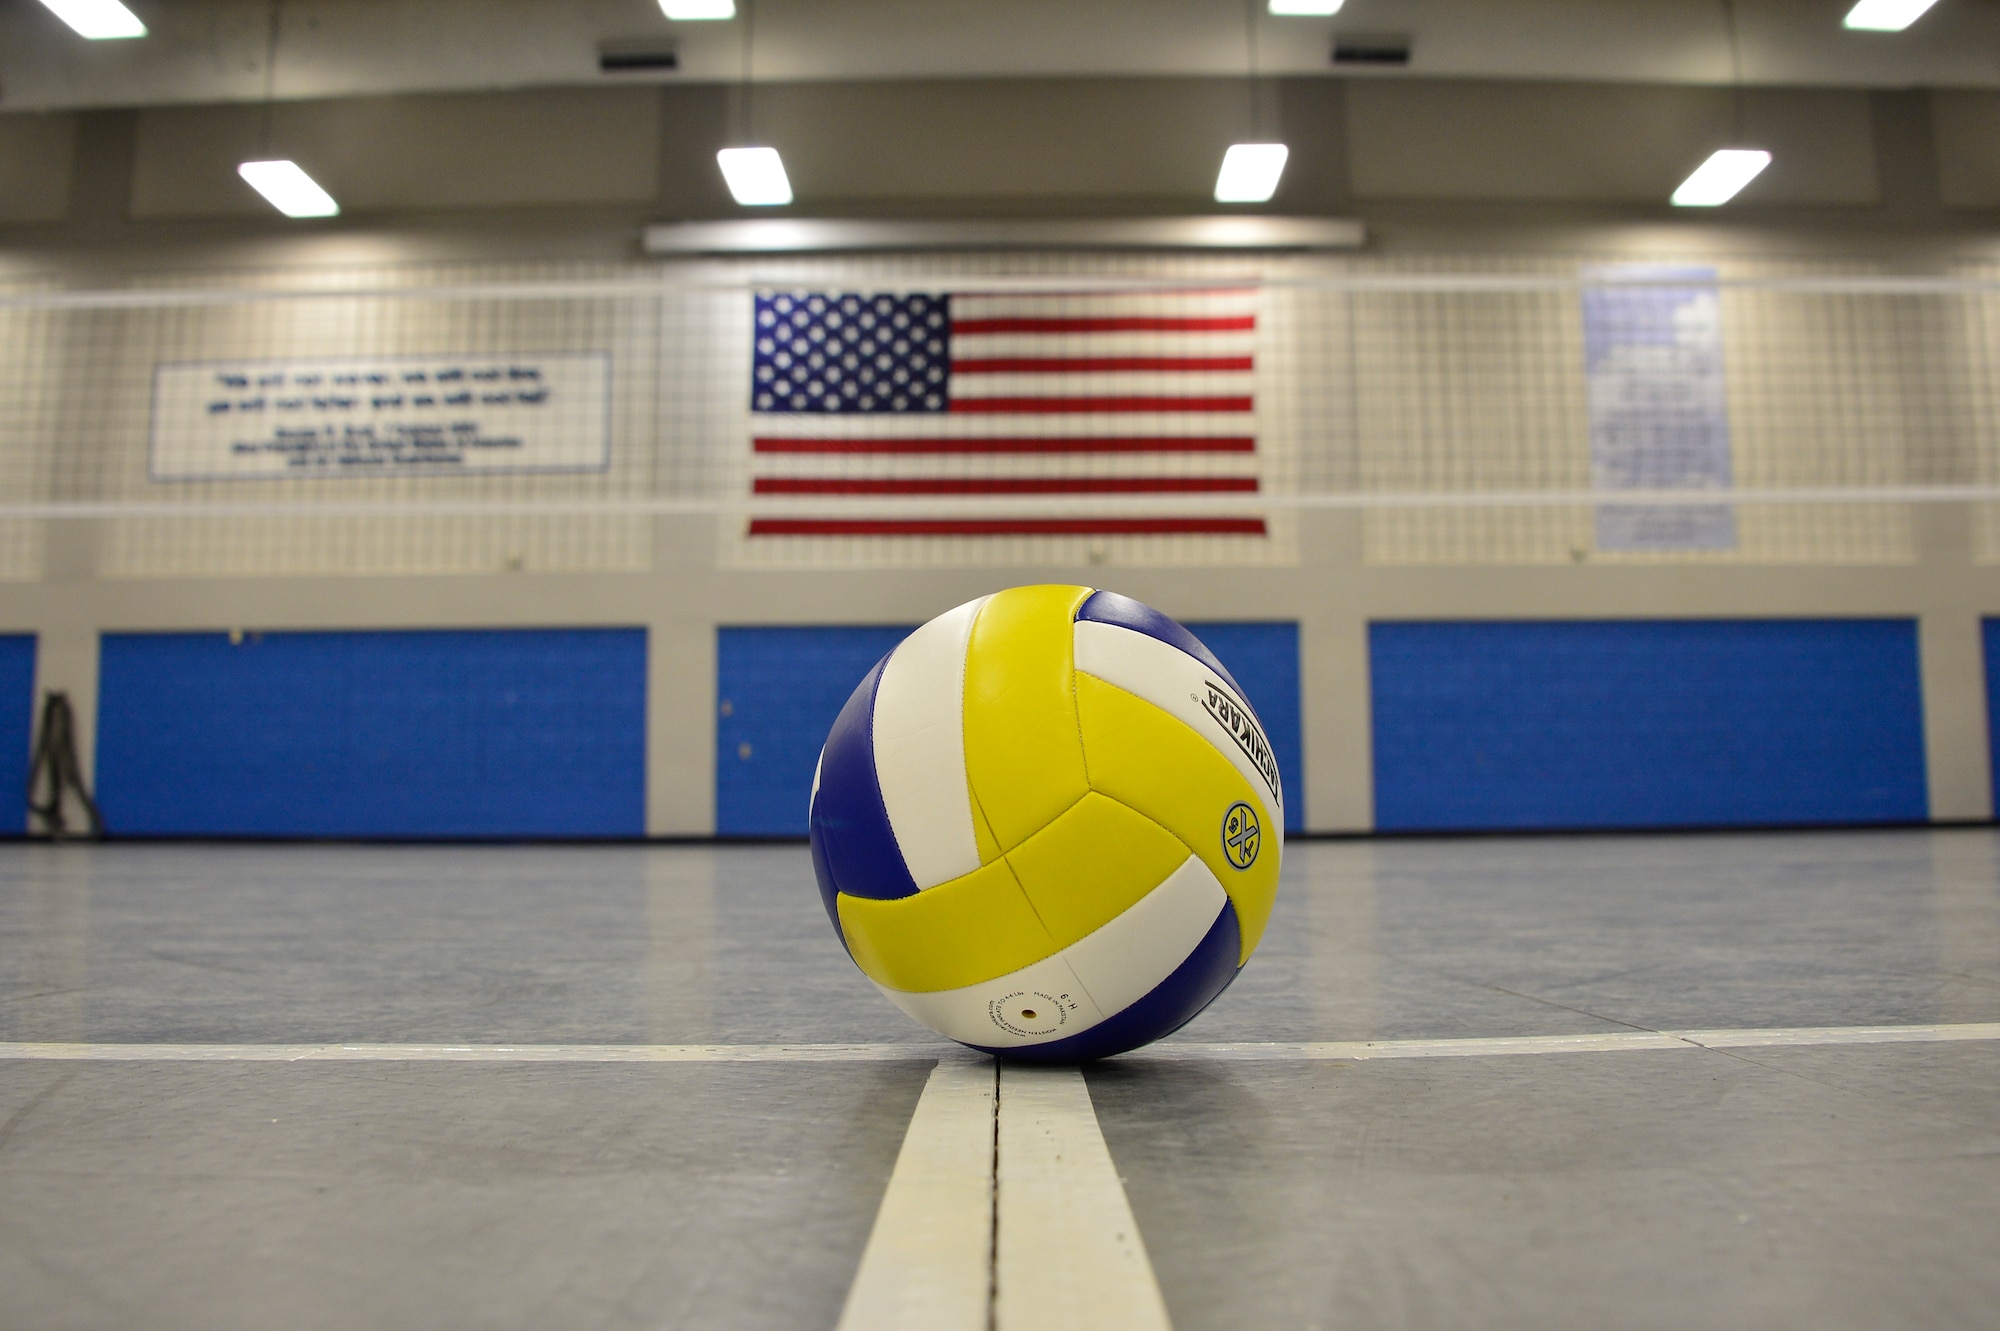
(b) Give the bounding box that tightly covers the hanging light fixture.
[1672,0,1768,207]
[1218,0,1288,203]
[35,0,146,39]
[1843,0,1942,31]
[717,148,793,206]
[237,0,339,218]
[716,0,792,206]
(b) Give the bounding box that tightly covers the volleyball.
[808,584,1284,1061]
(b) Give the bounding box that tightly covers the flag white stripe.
[949,291,1259,320]
[950,372,1256,398]
[949,332,1256,358]
[752,413,1259,438]
[755,455,1261,480]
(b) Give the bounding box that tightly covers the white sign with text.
[150,353,610,480]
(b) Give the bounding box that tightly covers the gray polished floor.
[2,831,1997,1329]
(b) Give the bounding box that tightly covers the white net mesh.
[4,253,1999,575]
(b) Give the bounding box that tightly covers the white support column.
[32,521,102,804]
[646,617,715,836]
[1300,510,1373,832]
[1919,612,1992,821]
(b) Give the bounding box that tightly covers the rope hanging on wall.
[28,691,102,840]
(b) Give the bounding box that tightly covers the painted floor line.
[0,1041,959,1063]
[836,1059,997,1331]
[1126,1023,2000,1062]
[1,1023,1994,1065]
[993,1065,1173,1331]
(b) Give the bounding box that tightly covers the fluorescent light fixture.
[1670,148,1771,206]
[36,0,146,39]
[659,0,735,18]
[237,160,340,218]
[1269,0,1344,14]
[717,147,793,206]
[1842,0,1942,31]
[1214,143,1289,203]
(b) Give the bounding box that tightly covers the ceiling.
[3,0,1999,113]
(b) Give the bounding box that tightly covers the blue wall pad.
[1980,620,2000,816]
[1185,621,1305,833]
[717,626,914,836]
[96,629,646,837]
[717,618,1306,837]
[0,636,36,835]
[1370,619,1927,831]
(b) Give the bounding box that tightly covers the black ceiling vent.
[598,39,679,73]
[1332,35,1411,66]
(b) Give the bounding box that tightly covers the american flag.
[746,288,1266,538]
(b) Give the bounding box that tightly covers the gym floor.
[2,832,1997,1330]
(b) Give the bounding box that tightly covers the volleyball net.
[3,256,1998,572]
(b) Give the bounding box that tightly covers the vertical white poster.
[1582,266,1736,552]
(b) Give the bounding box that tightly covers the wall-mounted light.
[1215,143,1289,203]
[717,147,793,206]
[1269,0,1344,13]
[1843,0,1942,31]
[660,0,735,18]
[35,0,146,39]
[1670,149,1771,206]
[237,160,340,218]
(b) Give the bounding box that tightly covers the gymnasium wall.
[4,77,2000,839]
[0,243,1996,837]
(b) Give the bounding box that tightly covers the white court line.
[1126,1022,2000,1061]
[993,1065,1173,1331]
[0,1041,957,1063]
[836,1059,996,1331]
[2,1024,1995,1065]
[9,1025,1995,1331]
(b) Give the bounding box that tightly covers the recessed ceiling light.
[1269,0,1344,13]
[237,161,341,218]
[717,147,793,206]
[1215,143,1289,204]
[35,0,146,40]
[1670,149,1772,206]
[1842,0,1942,31]
[659,0,735,18]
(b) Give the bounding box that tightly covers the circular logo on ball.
[989,990,1072,1039]
[1221,801,1261,870]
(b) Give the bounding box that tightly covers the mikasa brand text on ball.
[808,585,1283,1061]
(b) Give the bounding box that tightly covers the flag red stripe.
[950,396,1252,414]
[951,356,1254,373]
[950,316,1256,334]
[753,436,1256,455]
[754,477,1259,495]
[748,517,1269,537]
